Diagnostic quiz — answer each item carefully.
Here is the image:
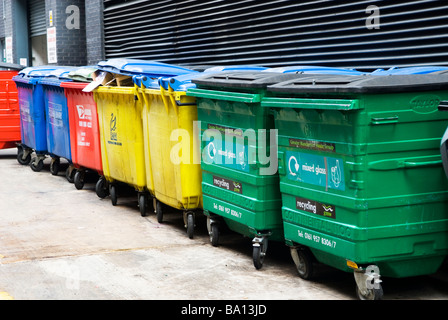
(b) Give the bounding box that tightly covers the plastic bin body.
[262,73,448,278]
[94,86,146,191]
[189,72,300,241]
[13,67,52,154]
[62,81,103,175]
[138,82,202,210]
[0,71,20,149]
[40,68,77,161]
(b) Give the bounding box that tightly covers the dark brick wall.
[85,0,104,65]
[45,0,87,66]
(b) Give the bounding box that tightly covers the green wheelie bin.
[262,73,448,299]
[188,71,299,269]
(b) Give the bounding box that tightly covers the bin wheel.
[109,184,117,206]
[30,158,44,172]
[95,177,109,199]
[356,285,383,300]
[66,167,76,183]
[291,247,314,280]
[154,199,163,223]
[17,149,31,165]
[253,237,268,270]
[50,157,60,176]
[210,223,219,247]
[186,212,195,239]
[139,193,148,217]
[74,170,85,190]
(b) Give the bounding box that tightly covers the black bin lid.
[267,74,448,94]
[191,71,301,89]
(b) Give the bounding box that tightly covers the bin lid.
[13,66,74,84]
[204,65,267,72]
[159,66,268,91]
[371,66,448,75]
[266,73,448,94]
[191,71,304,89]
[97,58,197,78]
[38,67,79,86]
[67,66,97,82]
[263,65,364,75]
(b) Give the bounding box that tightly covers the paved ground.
[0,147,447,303]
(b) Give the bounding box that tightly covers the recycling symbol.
[288,156,300,176]
[208,142,216,159]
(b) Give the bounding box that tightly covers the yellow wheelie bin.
[93,59,196,216]
[135,73,202,237]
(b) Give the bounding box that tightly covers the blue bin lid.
[262,65,364,75]
[371,66,448,75]
[38,67,78,86]
[97,58,197,78]
[13,66,76,85]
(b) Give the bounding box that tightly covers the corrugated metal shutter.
[103,0,448,69]
[28,0,46,37]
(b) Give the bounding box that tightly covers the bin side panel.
[94,88,146,190]
[66,88,103,174]
[44,85,71,160]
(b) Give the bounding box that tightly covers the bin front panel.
[141,89,202,209]
[195,89,283,238]
[94,87,146,190]
[16,82,47,152]
[264,82,448,277]
[44,85,71,160]
[64,83,102,174]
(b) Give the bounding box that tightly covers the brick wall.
[45,0,87,66]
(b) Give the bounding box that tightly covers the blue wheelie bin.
[13,66,67,170]
[39,66,78,180]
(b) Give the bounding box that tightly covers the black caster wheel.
[74,170,85,190]
[109,184,117,206]
[95,176,109,199]
[30,158,44,172]
[139,193,148,217]
[210,223,219,247]
[186,212,195,239]
[253,237,268,270]
[17,148,31,165]
[154,199,163,223]
[50,157,60,176]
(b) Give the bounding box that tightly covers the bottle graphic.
[331,160,342,188]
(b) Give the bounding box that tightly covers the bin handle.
[167,85,179,117]
[261,97,361,110]
[368,157,442,170]
[159,84,171,115]
[187,88,262,103]
[278,151,286,175]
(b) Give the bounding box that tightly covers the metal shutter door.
[28,0,46,37]
[103,0,448,69]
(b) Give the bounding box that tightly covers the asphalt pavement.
[0,147,447,303]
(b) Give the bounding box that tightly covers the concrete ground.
[0,147,447,302]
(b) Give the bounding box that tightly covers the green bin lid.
[267,73,448,94]
[191,71,301,89]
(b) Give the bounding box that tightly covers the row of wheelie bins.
[11,61,448,300]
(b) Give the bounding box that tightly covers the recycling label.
[285,150,345,191]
